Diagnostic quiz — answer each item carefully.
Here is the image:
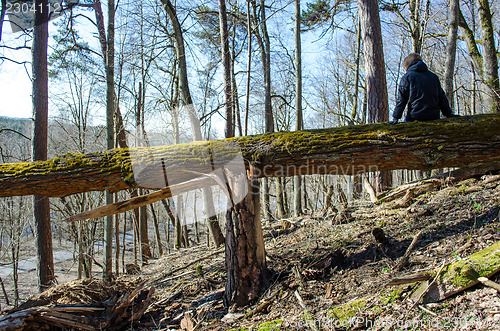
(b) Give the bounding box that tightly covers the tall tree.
[476,0,499,112]
[32,0,55,292]
[457,0,499,112]
[293,0,303,216]
[136,82,152,261]
[219,0,232,139]
[250,0,273,219]
[0,0,6,42]
[443,0,459,108]
[358,0,391,193]
[244,0,252,136]
[103,0,115,280]
[261,0,272,133]
[161,0,225,246]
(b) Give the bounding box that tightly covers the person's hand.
[388,118,399,125]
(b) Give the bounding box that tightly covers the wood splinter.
[478,277,500,293]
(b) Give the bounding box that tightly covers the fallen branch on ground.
[393,230,423,271]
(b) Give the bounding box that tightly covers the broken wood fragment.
[478,277,500,293]
[364,177,378,203]
[386,272,432,286]
[65,177,212,222]
[243,299,272,319]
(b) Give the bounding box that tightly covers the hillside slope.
[3,172,500,330]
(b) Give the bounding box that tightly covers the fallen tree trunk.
[0,114,499,198]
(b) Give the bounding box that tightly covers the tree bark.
[293,0,303,217]
[0,0,6,42]
[358,0,391,193]
[409,0,422,53]
[476,0,500,112]
[1,114,499,198]
[32,0,55,292]
[224,168,268,307]
[136,84,152,261]
[150,204,163,256]
[219,0,233,139]
[244,0,252,136]
[457,7,483,76]
[260,0,273,134]
[443,0,459,109]
[103,0,115,280]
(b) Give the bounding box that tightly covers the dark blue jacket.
[393,60,452,121]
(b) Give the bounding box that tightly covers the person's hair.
[403,53,423,69]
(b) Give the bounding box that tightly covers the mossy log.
[410,240,500,303]
[0,114,499,198]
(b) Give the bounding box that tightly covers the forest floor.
[3,173,500,330]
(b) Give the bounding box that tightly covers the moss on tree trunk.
[0,114,499,198]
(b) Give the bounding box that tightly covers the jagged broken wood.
[0,114,498,198]
[64,177,212,222]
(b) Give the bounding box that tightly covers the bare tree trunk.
[293,0,303,217]
[358,0,391,193]
[244,0,252,136]
[352,21,363,199]
[0,0,6,42]
[12,234,19,306]
[78,221,83,279]
[230,16,242,137]
[135,85,152,261]
[458,7,483,76]
[32,0,54,292]
[220,1,268,307]
[261,0,273,133]
[276,177,286,219]
[219,0,233,139]
[175,196,183,249]
[114,213,120,275]
[150,204,163,256]
[122,213,127,274]
[132,209,139,264]
[409,0,422,53]
[193,193,200,244]
[139,202,151,263]
[444,0,459,109]
[103,0,115,280]
[476,0,500,112]
[162,0,225,246]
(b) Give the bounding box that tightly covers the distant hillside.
[0,116,32,136]
[0,116,32,163]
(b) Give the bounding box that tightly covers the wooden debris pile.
[0,278,154,330]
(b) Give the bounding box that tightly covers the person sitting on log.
[389,53,458,124]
